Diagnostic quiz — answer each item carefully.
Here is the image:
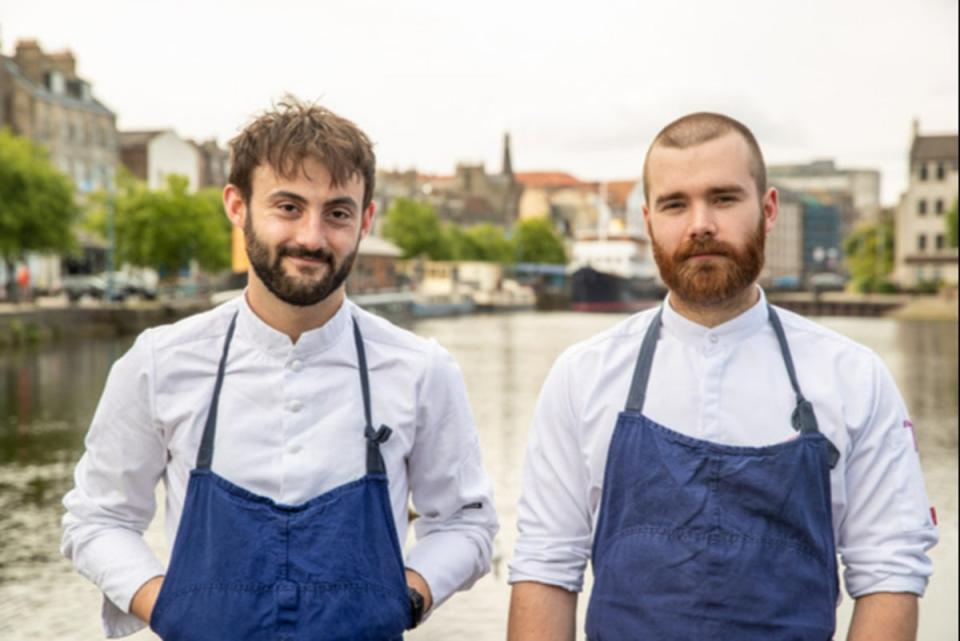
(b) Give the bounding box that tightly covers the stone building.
[0,39,118,193]
[377,133,521,228]
[516,171,599,237]
[893,121,959,288]
[193,138,230,189]
[768,159,881,236]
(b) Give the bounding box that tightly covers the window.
[935,199,944,215]
[917,234,927,251]
[917,199,927,215]
[936,162,945,180]
[919,164,928,181]
[936,234,945,251]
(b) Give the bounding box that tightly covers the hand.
[404,568,433,612]
[130,575,164,624]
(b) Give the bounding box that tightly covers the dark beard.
[244,217,358,307]
[652,216,765,307]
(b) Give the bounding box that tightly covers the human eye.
[714,193,740,206]
[327,208,353,223]
[276,202,300,216]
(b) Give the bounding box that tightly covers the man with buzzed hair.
[507,112,937,640]
[62,98,497,640]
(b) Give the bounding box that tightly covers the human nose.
[294,211,329,250]
[687,200,717,239]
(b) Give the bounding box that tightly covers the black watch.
[408,586,426,629]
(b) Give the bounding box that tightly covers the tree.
[461,224,514,262]
[86,173,231,278]
[0,129,79,299]
[843,216,894,293]
[947,199,958,249]
[381,198,452,259]
[513,217,567,264]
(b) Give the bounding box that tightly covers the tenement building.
[893,121,959,288]
[0,39,118,192]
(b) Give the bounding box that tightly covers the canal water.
[0,312,956,640]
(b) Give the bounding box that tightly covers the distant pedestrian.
[15,264,30,302]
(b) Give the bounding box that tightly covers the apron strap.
[352,318,392,475]
[767,305,839,468]
[196,311,239,470]
[624,308,663,413]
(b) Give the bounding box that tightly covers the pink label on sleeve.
[903,420,918,451]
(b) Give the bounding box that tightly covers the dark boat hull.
[570,266,663,313]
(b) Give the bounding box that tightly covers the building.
[893,121,959,288]
[515,171,599,237]
[0,38,119,295]
[0,39,118,193]
[801,197,843,279]
[377,133,521,229]
[119,129,202,191]
[768,159,881,235]
[193,138,230,189]
[761,189,805,288]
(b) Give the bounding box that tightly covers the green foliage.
[947,199,958,248]
[461,224,514,262]
[86,173,230,277]
[382,198,451,259]
[0,129,78,261]
[513,217,567,264]
[843,217,894,293]
[382,198,568,265]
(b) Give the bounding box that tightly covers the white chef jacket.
[509,288,937,599]
[62,294,498,638]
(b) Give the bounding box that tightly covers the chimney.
[13,39,45,85]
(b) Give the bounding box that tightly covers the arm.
[130,576,165,623]
[837,354,937,633]
[508,581,577,641]
[508,350,593,630]
[403,341,499,612]
[61,331,169,636]
[847,592,918,641]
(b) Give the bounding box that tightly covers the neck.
[667,285,760,328]
[244,275,345,343]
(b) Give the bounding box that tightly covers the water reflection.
[0,315,956,640]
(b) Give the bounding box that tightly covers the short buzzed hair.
[642,112,766,202]
[228,96,377,209]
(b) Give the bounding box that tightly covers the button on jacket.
[509,289,937,599]
[62,295,499,638]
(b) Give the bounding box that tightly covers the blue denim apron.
[150,313,411,641]
[585,305,840,641]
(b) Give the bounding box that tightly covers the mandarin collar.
[236,291,353,356]
[660,286,769,346]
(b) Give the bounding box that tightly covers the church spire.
[501,132,513,177]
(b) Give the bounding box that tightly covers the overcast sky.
[2,0,957,204]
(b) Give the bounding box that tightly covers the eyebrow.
[654,191,687,208]
[654,184,748,208]
[267,190,308,205]
[266,192,359,210]
[706,185,748,197]
[324,196,359,211]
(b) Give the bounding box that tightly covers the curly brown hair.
[228,96,376,208]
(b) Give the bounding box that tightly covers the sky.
[1,0,957,205]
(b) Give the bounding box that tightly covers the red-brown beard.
[651,216,766,307]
